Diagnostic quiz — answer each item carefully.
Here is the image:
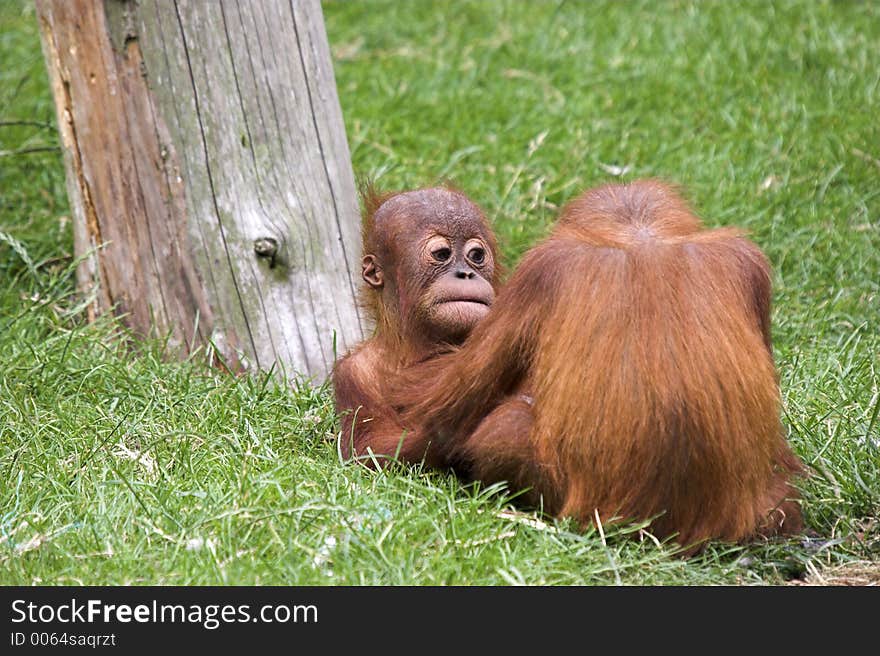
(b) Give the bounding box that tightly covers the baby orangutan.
[332,186,501,464]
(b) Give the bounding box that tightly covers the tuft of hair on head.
[433,177,467,197]
[357,177,399,256]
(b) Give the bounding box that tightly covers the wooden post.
[35,0,364,381]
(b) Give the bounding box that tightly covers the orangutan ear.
[362,255,384,289]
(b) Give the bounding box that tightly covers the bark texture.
[36,0,364,380]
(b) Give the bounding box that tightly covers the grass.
[1,0,878,585]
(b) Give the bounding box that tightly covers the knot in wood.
[253,237,278,259]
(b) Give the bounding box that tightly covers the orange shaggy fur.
[392,180,804,551]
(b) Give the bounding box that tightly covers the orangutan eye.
[467,247,485,265]
[432,247,452,262]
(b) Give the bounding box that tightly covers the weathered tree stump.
[36,0,363,380]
